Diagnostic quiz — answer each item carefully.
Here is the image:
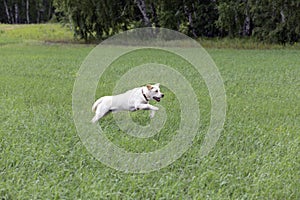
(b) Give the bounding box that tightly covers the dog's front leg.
[149,110,156,118]
[136,104,159,118]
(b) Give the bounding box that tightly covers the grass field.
[0,24,299,199]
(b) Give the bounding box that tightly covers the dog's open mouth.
[153,97,161,102]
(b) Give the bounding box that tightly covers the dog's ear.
[146,84,153,90]
[154,83,160,87]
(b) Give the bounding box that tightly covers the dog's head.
[146,83,164,102]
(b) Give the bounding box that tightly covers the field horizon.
[1,23,300,49]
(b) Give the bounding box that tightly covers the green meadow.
[0,24,299,199]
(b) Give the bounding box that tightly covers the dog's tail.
[92,98,103,112]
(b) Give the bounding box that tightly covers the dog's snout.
[161,94,164,98]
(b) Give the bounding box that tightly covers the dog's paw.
[150,111,156,118]
[91,115,100,123]
[152,106,159,111]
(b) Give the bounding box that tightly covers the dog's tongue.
[154,97,161,102]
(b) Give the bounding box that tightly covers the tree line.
[1,0,299,44]
[1,0,53,23]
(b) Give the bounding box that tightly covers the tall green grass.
[0,24,75,44]
[0,25,299,199]
[1,24,300,49]
[199,37,300,49]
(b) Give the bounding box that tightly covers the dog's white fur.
[91,83,164,123]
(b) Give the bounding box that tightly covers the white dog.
[92,83,164,123]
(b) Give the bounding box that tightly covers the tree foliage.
[1,0,299,44]
[249,0,300,44]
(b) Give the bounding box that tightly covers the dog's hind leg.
[91,105,111,123]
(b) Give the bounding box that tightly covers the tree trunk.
[48,0,53,21]
[280,10,285,23]
[184,4,197,37]
[36,1,40,23]
[26,0,30,24]
[150,3,159,27]
[243,16,251,36]
[14,3,19,24]
[135,0,151,27]
[3,0,11,24]
[243,0,251,36]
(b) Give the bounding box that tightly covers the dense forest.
[1,0,300,44]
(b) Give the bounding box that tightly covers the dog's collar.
[142,88,149,102]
